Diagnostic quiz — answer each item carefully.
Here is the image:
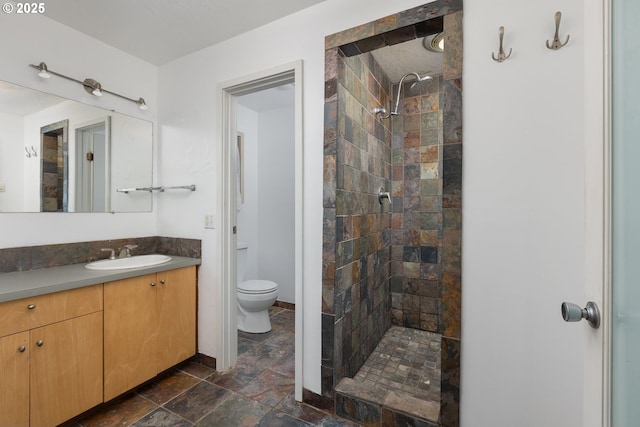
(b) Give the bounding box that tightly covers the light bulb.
[37,62,50,79]
[92,83,102,96]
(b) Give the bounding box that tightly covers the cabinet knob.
[36,340,44,347]
[27,304,36,310]
[18,345,26,353]
[160,280,166,285]
[150,282,156,287]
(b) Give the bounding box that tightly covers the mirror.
[0,80,152,212]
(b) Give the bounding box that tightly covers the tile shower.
[319,1,462,425]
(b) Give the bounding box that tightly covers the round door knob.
[18,346,26,353]
[561,301,600,329]
[27,304,36,310]
[36,340,44,347]
[160,279,165,285]
[150,282,156,287]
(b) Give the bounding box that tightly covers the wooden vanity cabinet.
[30,311,103,427]
[156,266,198,372]
[0,332,29,427]
[0,285,103,427]
[104,266,196,401]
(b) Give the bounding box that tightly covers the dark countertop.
[0,256,201,303]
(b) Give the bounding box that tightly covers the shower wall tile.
[440,337,461,427]
[390,72,447,334]
[324,102,338,155]
[323,47,393,394]
[441,272,461,338]
[442,230,461,275]
[443,11,463,81]
[442,79,463,145]
[322,314,335,369]
[443,144,462,196]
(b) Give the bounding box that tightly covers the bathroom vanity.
[0,257,199,427]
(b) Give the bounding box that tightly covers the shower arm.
[389,72,422,116]
[374,72,429,119]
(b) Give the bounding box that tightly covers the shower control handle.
[561,301,600,329]
[378,187,391,207]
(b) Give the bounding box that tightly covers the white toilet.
[237,242,278,333]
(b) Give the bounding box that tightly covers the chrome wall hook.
[25,146,37,158]
[546,11,570,50]
[491,26,512,62]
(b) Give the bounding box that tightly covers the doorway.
[40,119,68,212]
[74,117,111,212]
[218,60,304,400]
[320,1,462,424]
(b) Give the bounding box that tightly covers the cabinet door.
[30,311,103,427]
[104,274,157,401]
[157,266,196,372]
[0,332,29,427]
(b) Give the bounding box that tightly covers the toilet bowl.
[237,280,278,333]
[237,242,279,333]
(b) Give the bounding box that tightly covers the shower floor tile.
[353,326,441,403]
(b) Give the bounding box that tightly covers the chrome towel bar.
[116,185,196,194]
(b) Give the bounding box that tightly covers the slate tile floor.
[65,308,359,427]
[352,326,441,403]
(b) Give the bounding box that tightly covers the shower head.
[408,74,433,92]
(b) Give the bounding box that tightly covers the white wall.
[236,103,296,304]
[0,11,158,247]
[0,112,24,211]
[236,104,259,280]
[257,105,295,304]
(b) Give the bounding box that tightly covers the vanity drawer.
[0,299,31,337]
[0,285,103,337]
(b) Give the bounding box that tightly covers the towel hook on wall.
[546,11,570,50]
[24,146,37,158]
[491,26,512,63]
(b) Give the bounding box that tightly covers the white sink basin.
[85,254,171,270]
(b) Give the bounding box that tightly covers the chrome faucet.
[100,248,116,260]
[119,245,138,258]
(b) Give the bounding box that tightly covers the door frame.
[584,0,611,425]
[218,60,304,399]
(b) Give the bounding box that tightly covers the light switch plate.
[204,214,215,229]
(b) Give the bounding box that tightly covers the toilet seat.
[238,279,278,294]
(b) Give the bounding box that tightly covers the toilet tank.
[237,242,248,283]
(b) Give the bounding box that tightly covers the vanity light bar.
[28,62,148,110]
